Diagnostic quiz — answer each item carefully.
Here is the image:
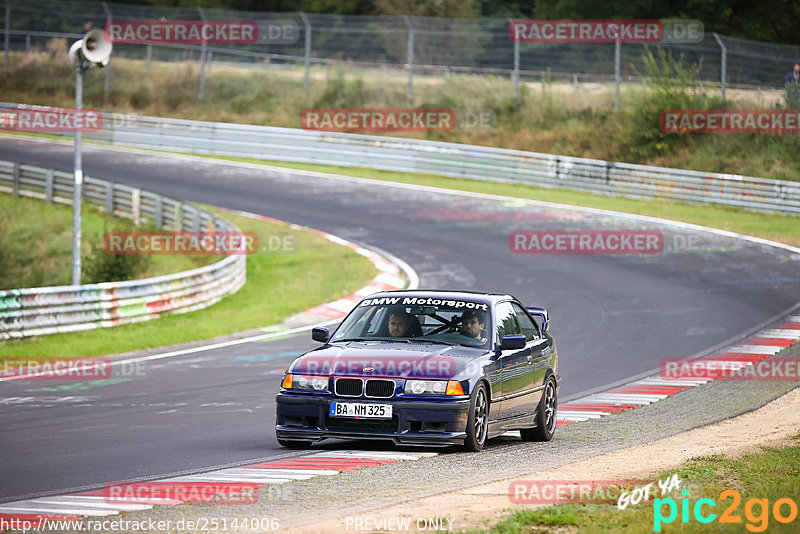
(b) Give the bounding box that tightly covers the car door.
[495,301,536,421]
[511,302,551,414]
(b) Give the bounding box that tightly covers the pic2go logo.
[654,489,799,532]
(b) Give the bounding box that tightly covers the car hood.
[289,341,483,379]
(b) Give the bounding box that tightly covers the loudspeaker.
[69,29,113,68]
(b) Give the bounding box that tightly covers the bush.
[623,47,720,161]
[82,223,151,284]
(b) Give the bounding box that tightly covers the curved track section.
[1,137,799,501]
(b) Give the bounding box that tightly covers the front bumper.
[275,392,470,446]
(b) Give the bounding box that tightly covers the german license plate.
[329,402,392,419]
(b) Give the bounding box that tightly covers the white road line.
[632,377,708,386]
[28,498,152,511]
[725,345,783,355]
[0,504,120,516]
[557,410,609,418]
[759,329,800,339]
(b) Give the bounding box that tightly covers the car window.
[512,302,540,341]
[495,302,521,341]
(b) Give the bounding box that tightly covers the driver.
[388,310,413,337]
[460,309,487,342]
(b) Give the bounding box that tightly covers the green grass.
[0,206,378,360]
[193,156,800,249]
[469,435,800,533]
[0,192,217,289]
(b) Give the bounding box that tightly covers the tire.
[520,375,557,442]
[462,382,489,452]
[277,438,312,449]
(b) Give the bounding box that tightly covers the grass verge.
[0,205,378,360]
[473,434,800,533]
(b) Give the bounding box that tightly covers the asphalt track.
[2,137,800,502]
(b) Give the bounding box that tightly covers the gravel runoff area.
[34,342,799,534]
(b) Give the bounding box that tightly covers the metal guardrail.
[0,159,246,340]
[69,111,800,216]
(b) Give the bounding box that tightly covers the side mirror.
[501,334,526,351]
[311,327,329,343]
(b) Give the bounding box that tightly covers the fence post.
[510,18,519,107]
[404,15,414,101]
[24,34,29,52]
[45,168,54,203]
[614,38,620,110]
[197,7,207,99]
[299,12,311,98]
[4,1,10,73]
[146,44,152,64]
[11,161,19,197]
[101,2,112,100]
[713,33,727,108]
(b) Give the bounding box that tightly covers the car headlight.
[404,379,449,395]
[282,373,328,391]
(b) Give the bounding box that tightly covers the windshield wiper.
[408,339,457,346]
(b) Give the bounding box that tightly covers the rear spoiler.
[526,306,550,333]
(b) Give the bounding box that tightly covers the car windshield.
[331,296,492,348]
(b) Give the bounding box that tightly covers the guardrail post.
[197,7,207,99]
[132,188,141,226]
[299,12,311,98]
[154,195,163,229]
[45,168,54,203]
[4,1,10,73]
[403,15,414,102]
[192,209,200,232]
[554,158,560,180]
[175,202,183,231]
[11,162,19,196]
[105,181,113,214]
[713,33,727,108]
[101,2,112,101]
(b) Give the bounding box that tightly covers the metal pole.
[72,64,84,285]
[614,38,620,110]
[146,44,152,64]
[299,12,311,97]
[102,2,112,100]
[404,15,414,101]
[712,33,727,108]
[510,19,519,106]
[4,1,10,73]
[197,7,207,99]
